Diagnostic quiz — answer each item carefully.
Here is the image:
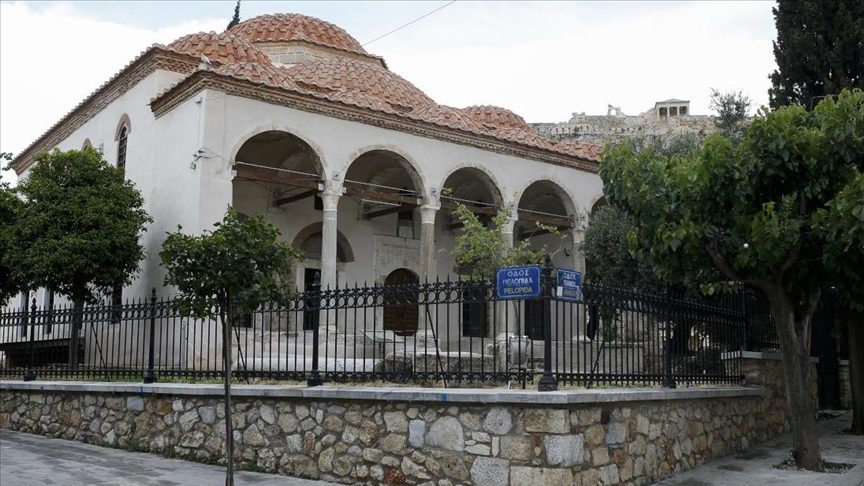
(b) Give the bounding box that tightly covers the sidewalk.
[0,429,334,486]
[656,411,864,486]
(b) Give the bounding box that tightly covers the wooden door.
[383,269,419,336]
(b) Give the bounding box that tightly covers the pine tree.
[226,0,241,30]
[768,0,864,109]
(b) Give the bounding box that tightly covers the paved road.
[0,429,334,486]
[656,411,864,486]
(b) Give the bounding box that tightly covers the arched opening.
[383,268,419,336]
[291,223,355,263]
[517,180,575,340]
[440,167,503,231]
[81,139,93,151]
[232,130,323,215]
[343,150,423,235]
[292,224,355,330]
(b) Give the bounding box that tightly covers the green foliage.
[709,89,752,139]
[448,202,557,280]
[582,205,656,289]
[160,209,302,321]
[769,0,864,109]
[0,151,21,302]
[602,88,863,316]
[226,0,241,30]
[815,171,864,318]
[7,148,151,303]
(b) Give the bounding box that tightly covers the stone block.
[409,419,425,448]
[606,422,627,444]
[384,411,408,433]
[126,396,144,412]
[500,435,533,461]
[426,416,464,451]
[483,407,513,435]
[524,409,569,434]
[469,457,509,486]
[511,467,574,486]
[543,434,584,467]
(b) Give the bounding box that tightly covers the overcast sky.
[0,1,778,185]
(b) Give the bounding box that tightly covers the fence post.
[662,290,677,389]
[741,288,752,351]
[23,298,37,381]
[143,288,157,384]
[538,255,558,392]
[307,285,323,387]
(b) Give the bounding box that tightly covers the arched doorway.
[517,180,575,340]
[383,269,419,336]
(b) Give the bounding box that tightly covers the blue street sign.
[496,266,542,300]
[556,268,583,302]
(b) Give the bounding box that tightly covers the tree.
[448,202,553,279]
[226,0,241,30]
[815,172,864,433]
[8,148,151,366]
[600,90,864,470]
[709,89,752,139]
[0,152,23,303]
[768,0,864,109]
[582,205,655,289]
[160,209,301,486]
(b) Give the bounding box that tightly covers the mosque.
[10,13,604,329]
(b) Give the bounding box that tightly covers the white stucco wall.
[6,82,603,310]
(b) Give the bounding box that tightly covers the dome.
[230,13,368,57]
[281,57,435,112]
[167,31,273,67]
[461,105,531,131]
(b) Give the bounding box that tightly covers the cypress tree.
[226,0,241,30]
[768,0,864,109]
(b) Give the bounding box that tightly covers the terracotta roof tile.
[230,13,368,56]
[167,31,273,67]
[280,57,435,111]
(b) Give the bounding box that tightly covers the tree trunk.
[222,302,235,486]
[848,320,864,434]
[68,299,84,368]
[763,284,823,470]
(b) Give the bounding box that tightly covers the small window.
[659,107,668,118]
[679,106,688,116]
[669,107,678,117]
[314,195,323,210]
[117,125,128,170]
[43,289,55,335]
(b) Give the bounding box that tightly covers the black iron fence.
[0,272,773,389]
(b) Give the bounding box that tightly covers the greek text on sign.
[556,268,583,302]
[496,266,541,300]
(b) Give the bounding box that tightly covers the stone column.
[498,208,520,341]
[571,227,586,274]
[419,202,440,281]
[319,184,341,291]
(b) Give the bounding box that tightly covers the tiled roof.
[462,105,531,131]
[230,13,368,56]
[280,57,435,113]
[167,31,273,67]
[15,12,600,172]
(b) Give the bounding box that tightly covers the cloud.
[0,2,224,185]
[0,1,777,185]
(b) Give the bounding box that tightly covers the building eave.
[150,71,601,173]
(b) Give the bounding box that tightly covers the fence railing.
[0,276,773,389]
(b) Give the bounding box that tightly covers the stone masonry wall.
[1,390,785,486]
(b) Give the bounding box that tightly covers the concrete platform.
[0,429,334,485]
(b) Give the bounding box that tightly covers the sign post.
[495,266,541,300]
[555,268,583,302]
